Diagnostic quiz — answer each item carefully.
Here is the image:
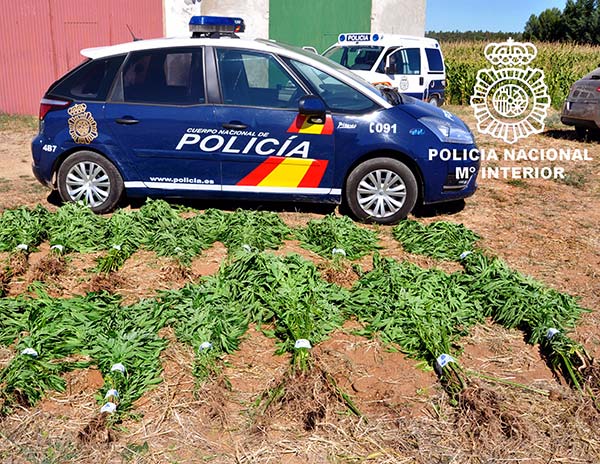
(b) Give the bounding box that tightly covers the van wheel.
[429,95,440,107]
[345,157,418,225]
[57,151,123,214]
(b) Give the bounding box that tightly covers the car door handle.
[115,117,140,125]
[222,122,247,130]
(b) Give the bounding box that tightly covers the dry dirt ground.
[0,107,599,463]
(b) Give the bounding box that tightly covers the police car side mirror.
[299,95,327,121]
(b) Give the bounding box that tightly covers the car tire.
[345,157,418,225]
[429,95,440,107]
[575,126,587,139]
[57,151,124,214]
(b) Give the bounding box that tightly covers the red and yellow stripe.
[287,114,334,135]
[237,157,328,188]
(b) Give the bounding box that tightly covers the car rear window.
[112,48,205,105]
[49,55,125,101]
[425,48,444,73]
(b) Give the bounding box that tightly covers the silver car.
[561,67,600,136]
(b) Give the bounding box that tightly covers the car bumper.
[32,162,53,188]
[561,101,600,129]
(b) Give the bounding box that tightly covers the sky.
[426,0,568,32]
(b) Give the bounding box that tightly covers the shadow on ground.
[543,128,600,143]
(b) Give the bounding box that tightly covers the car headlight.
[419,117,474,144]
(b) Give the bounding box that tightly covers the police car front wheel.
[57,151,124,214]
[346,158,417,225]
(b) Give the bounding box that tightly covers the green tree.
[524,0,599,44]
[538,8,565,42]
[523,14,541,41]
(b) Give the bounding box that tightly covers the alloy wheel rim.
[65,161,111,207]
[357,169,406,218]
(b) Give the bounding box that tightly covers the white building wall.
[164,0,202,37]
[371,0,426,36]
[163,0,425,39]
[200,0,270,40]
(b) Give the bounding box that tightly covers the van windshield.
[257,39,387,103]
[323,46,383,71]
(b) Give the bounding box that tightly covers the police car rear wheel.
[57,151,123,214]
[346,158,417,224]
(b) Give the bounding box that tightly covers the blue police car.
[32,16,478,224]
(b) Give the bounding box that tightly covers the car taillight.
[39,98,71,120]
[596,86,600,92]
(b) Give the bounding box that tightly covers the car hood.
[396,96,471,131]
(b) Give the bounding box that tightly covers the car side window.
[49,55,125,101]
[376,48,398,73]
[216,49,302,109]
[289,59,378,114]
[390,48,421,75]
[117,48,205,105]
[425,48,444,73]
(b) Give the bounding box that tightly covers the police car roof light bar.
[189,16,245,38]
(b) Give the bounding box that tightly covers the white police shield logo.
[399,76,410,91]
[470,39,550,144]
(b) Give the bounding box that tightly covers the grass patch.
[507,179,528,188]
[0,113,38,132]
[555,171,587,189]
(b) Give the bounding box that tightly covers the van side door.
[386,47,427,100]
[424,47,446,105]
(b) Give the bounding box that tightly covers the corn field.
[442,41,600,108]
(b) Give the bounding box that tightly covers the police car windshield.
[256,40,387,103]
[323,46,383,72]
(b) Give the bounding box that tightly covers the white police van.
[322,33,446,106]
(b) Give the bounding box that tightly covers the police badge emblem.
[68,103,98,144]
[470,39,550,144]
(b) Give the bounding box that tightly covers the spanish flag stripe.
[287,115,308,133]
[236,156,286,186]
[299,118,326,134]
[297,159,329,188]
[258,158,313,187]
[322,115,334,135]
[286,115,334,135]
